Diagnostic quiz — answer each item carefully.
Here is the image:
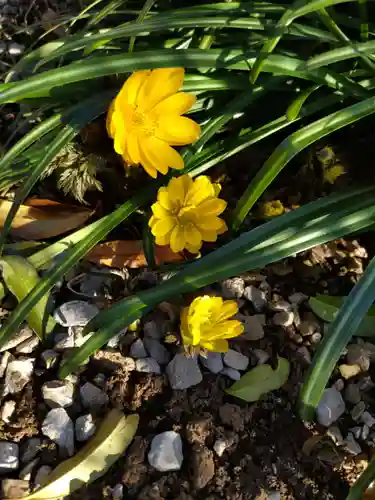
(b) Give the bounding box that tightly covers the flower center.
[126,104,157,137]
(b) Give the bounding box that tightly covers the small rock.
[15,336,39,354]
[311,332,322,344]
[135,358,161,375]
[1,401,16,424]
[20,439,41,464]
[267,493,282,500]
[4,358,34,395]
[333,379,345,392]
[34,465,52,489]
[53,332,74,351]
[316,388,346,427]
[243,286,267,311]
[358,375,375,392]
[8,43,25,56]
[223,350,249,371]
[346,344,370,372]
[350,426,362,440]
[252,349,269,365]
[339,364,361,379]
[221,278,245,299]
[75,414,96,442]
[288,292,308,305]
[167,354,202,390]
[107,328,127,349]
[221,367,241,380]
[239,315,265,341]
[344,432,362,455]
[351,401,366,421]
[296,346,312,365]
[273,311,294,327]
[112,483,124,500]
[191,444,215,489]
[80,382,108,410]
[129,339,147,359]
[143,321,163,340]
[362,424,370,440]
[19,457,39,480]
[53,301,99,327]
[0,352,10,378]
[41,408,74,456]
[213,438,230,457]
[360,411,375,428]
[199,352,223,374]
[269,300,292,312]
[0,326,33,352]
[143,339,170,364]
[298,312,320,336]
[0,442,19,473]
[344,383,362,404]
[326,426,344,446]
[40,350,59,369]
[1,479,29,498]
[347,257,364,274]
[42,380,75,408]
[148,431,183,472]
[92,373,106,388]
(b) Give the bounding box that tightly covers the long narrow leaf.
[346,456,375,500]
[299,255,375,421]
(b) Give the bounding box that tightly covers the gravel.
[129,339,147,359]
[75,414,96,442]
[0,442,19,473]
[243,285,267,311]
[273,311,294,327]
[143,338,170,364]
[344,383,362,404]
[135,358,161,374]
[360,411,375,428]
[326,426,344,446]
[223,349,249,371]
[344,432,362,455]
[34,465,52,488]
[0,325,33,352]
[167,353,202,390]
[80,382,109,410]
[220,367,241,380]
[15,335,39,354]
[42,380,75,408]
[148,431,183,472]
[143,320,163,340]
[20,438,41,464]
[0,352,10,378]
[346,344,370,372]
[351,401,366,421]
[41,408,74,456]
[221,277,245,299]
[53,300,99,327]
[4,357,34,395]
[1,400,16,423]
[316,388,346,427]
[199,351,223,374]
[239,315,265,341]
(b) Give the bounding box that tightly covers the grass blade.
[346,456,375,500]
[231,95,375,231]
[299,255,375,422]
[128,0,156,53]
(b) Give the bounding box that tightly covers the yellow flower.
[323,164,346,184]
[149,174,228,254]
[180,296,244,353]
[106,68,200,178]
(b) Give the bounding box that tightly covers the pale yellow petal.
[137,68,185,111]
[152,92,196,116]
[116,70,151,106]
[170,225,186,253]
[151,217,175,237]
[142,136,184,175]
[156,115,200,146]
[152,202,170,219]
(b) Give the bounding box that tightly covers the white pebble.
[42,380,75,408]
[75,414,96,442]
[148,431,183,471]
[41,408,74,456]
[1,400,16,423]
[316,388,345,427]
[273,311,294,327]
[223,349,249,371]
[344,432,362,455]
[135,358,161,375]
[360,411,375,428]
[0,442,19,473]
[53,301,99,327]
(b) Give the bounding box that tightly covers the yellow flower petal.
[180,307,191,345]
[148,215,157,228]
[168,175,191,205]
[151,202,170,219]
[156,115,200,146]
[185,243,201,254]
[208,321,244,340]
[184,176,215,206]
[157,187,174,211]
[141,136,184,175]
[151,217,176,237]
[200,229,218,242]
[201,339,229,353]
[106,100,116,138]
[184,224,202,248]
[196,198,227,217]
[217,219,228,235]
[152,92,196,116]
[212,301,239,323]
[137,68,184,111]
[170,225,185,253]
[196,216,224,231]
[127,133,141,165]
[155,233,171,246]
[116,70,150,107]
[112,110,126,155]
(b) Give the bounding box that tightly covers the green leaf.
[18,410,138,500]
[309,295,375,337]
[58,185,375,378]
[285,84,320,121]
[226,357,290,402]
[231,94,375,231]
[299,255,375,422]
[0,256,55,339]
[129,0,156,53]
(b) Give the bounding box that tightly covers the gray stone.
[239,315,264,341]
[221,278,245,299]
[273,311,294,327]
[0,325,33,352]
[15,336,39,354]
[1,479,29,498]
[40,350,59,369]
[19,457,39,480]
[53,301,99,327]
[223,350,249,371]
[344,432,362,455]
[8,43,25,56]
[53,332,74,351]
[4,358,34,395]
[350,426,362,440]
[20,438,41,463]
[298,313,320,336]
[362,424,370,440]
[167,354,202,390]
[143,321,163,340]
[135,358,161,375]
[333,379,345,392]
[42,380,75,408]
[243,286,267,311]
[351,401,366,421]
[288,292,308,305]
[144,339,170,364]
[360,411,375,428]
[326,426,344,446]
[75,414,96,442]
[130,339,147,359]
[311,332,322,344]
[296,346,312,365]
[269,300,292,312]
[0,442,19,473]
[344,383,362,404]
[213,438,231,457]
[148,431,183,471]
[1,400,16,424]
[221,367,241,381]
[41,408,74,456]
[34,465,52,488]
[107,328,127,348]
[112,483,124,499]
[80,382,108,410]
[252,349,270,365]
[347,344,370,372]
[267,493,282,500]
[199,352,223,374]
[316,388,345,427]
[0,352,10,378]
